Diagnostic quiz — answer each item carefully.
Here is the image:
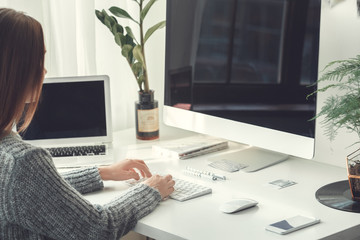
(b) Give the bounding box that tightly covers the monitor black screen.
[164,0,320,138]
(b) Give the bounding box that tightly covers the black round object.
[315,180,360,213]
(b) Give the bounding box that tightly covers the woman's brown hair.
[0,8,45,137]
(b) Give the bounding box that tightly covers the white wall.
[0,0,44,20]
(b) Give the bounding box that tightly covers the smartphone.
[265,215,320,235]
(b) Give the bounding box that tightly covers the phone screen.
[266,215,320,234]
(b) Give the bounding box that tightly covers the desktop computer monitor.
[163,0,321,171]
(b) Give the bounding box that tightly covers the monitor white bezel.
[163,105,315,159]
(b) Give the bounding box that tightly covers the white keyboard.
[126,177,212,202]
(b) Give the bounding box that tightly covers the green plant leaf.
[138,74,145,89]
[109,6,139,25]
[120,34,127,47]
[101,9,109,17]
[132,62,143,77]
[95,10,105,23]
[308,55,360,143]
[144,20,166,43]
[102,12,117,31]
[133,45,145,65]
[96,10,117,32]
[112,23,124,35]
[114,32,123,47]
[122,44,133,59]
[125,34,134,46]
[104,17,112,29]
[141,0,156,21]
[110,16,117,25]
[125,27,137,43]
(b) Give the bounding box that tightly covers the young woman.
[0,8,175,240]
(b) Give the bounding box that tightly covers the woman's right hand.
[142,174,175,200]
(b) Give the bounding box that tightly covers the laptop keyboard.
[46,145,106,157]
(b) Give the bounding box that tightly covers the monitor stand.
[209,147,289,172]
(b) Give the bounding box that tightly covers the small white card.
[267,179,297,189]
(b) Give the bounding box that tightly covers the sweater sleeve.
[6,148,162,240]
[61,167,104,194]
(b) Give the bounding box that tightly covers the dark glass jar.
[347,148,360,201]
[135,90,159,140]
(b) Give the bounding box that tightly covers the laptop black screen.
[20,80,107,140]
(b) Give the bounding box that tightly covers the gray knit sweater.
[0,132,162,240]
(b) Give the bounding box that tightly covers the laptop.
[19,75,115,168]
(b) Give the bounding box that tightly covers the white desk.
[84,125,359,240]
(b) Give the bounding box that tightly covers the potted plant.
[95,0,166,140]
[308,55,360,201]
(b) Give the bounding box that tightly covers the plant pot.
[135,90,159,140]
[346,148,360,201]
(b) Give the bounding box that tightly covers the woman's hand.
[142,174,175,200]
[98,159,152,181]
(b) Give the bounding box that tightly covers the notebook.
[18,75,115,168]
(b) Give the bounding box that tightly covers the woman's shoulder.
[0,132,50,165]
[1,131,38,151]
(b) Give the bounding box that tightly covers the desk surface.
[84,125,358,240]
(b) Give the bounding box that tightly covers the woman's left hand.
[98,159,152,181]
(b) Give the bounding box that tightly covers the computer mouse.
[219,198,258,214]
